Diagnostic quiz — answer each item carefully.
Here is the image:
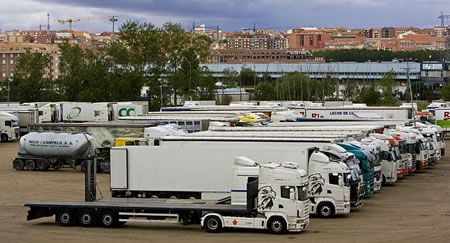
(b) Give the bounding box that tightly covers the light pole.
[404,60,416,125]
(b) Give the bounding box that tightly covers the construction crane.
[57,16,119,32]
[438,11,450,27]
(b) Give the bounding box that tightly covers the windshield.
[344,173,351,187]
[399,141,408,154]
[297,185,309,201]
[428,142,434,150]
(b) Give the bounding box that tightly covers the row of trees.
[312,49,444,62]
[6,21,216,110]
[249,72,401,106]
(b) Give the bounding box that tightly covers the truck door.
[110,148,128,189]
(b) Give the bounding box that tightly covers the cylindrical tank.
[20,132,93,158]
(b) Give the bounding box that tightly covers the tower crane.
[57,16,119,32]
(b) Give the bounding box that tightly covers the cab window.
[329,173,340,185]
[280,186,295,199]
[5,121,12,127]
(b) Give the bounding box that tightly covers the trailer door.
[110,148,128,189]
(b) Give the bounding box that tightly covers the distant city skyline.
[0,0,449,33]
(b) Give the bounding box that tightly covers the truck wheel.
[100,211,119,228]
[1,134,8,142]
[56,210,75,226]
[267,217,287,234]
[79,210,97,227]
[318,202,335,218]
[203,216,222,233]
[24,160,36,171]
[13,159,25,171]
[37,160,49,171]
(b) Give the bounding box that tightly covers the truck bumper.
[397,170,404,179]
[408,166,416,174]
[419,160,428,170]
[336,202,351,215]
[288,219,308,232]
[427,158,436,167]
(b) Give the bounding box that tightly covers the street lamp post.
[405,60,416,125]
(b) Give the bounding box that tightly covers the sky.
[0,0,449,33]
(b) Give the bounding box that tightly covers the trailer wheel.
[37,160,49,171]
[78,210,97,227]
[318,202,335,218]
[24,160,36,171]
[13,159,25,171]
[203,216,222,233]
[100,211,119,228]
[267,217,287,234]
[53,161,61,170]
[56,210,75,226]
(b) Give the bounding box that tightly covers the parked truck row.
[23,119,445,234]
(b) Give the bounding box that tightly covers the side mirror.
[289,188,295,200]
[338,175,344,187]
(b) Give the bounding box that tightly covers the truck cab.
[337,143,374,198]
[399,127,429,170]
[38,103,60,123]
[322,145,364,209]
[368,137,398,184]
[307,151,351,217]
[357,140,383,191]
[0,112,20,142]
[203,156,310,233]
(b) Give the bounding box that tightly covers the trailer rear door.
[110,148,128,189]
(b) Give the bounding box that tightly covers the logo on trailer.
[118,107,136,117]
[444,111,450,120]
[232,219,238,225]
[66,107,81,120]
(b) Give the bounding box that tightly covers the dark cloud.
[5,0,450,31]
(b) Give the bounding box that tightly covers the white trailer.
[292,106,413,121]
[112,136,351,217]
[0,106,39,135]
[59,102,96,122]
[113,102,148,121]
[0,111,20,142]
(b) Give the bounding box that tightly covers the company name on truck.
[311,111,354,118]
[444,111,450,120]
[28,140,73,147]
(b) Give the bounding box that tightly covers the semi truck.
[12,132,113,172]
[0,111,20,142]
[26,156,310,234]
[123,135,352,217]
[337,143,374,198]
[363,136,398,184]
[0,106,39,135]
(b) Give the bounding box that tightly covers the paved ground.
[0,141,449,242]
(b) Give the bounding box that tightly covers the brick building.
[286,28,329,50]
[0,43,59,82]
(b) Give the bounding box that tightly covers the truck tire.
[318,202,335,218]
[56,210,75,226]
[203,216,222,233]
[267,217,287,234]
[13,159,25,171]
[24,160,36,171]
[37,160,49,171]
[78,209,97,227]
[1,134,8,142]
[100,210,120,228]
[53,161,62,170]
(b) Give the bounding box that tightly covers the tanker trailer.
[12,132,112,172]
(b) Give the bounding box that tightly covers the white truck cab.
[359,139,383,191]
[307,151,351,217]
[0,111,20,142]
[201,156,310,234]
[368,134,399,183]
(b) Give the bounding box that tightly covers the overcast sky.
[0,0,448,33]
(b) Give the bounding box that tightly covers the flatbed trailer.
[26,198,247,226]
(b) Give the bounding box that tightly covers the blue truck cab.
[337,143,374,198]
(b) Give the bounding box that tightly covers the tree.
[11,50,55,102]
[378,72,398,106]
[255,81,276,100]
[222,67,239,87]
[342,80,360,101]
[239,67,256,86]
[357,82,381,106]
[440,83,450,101]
